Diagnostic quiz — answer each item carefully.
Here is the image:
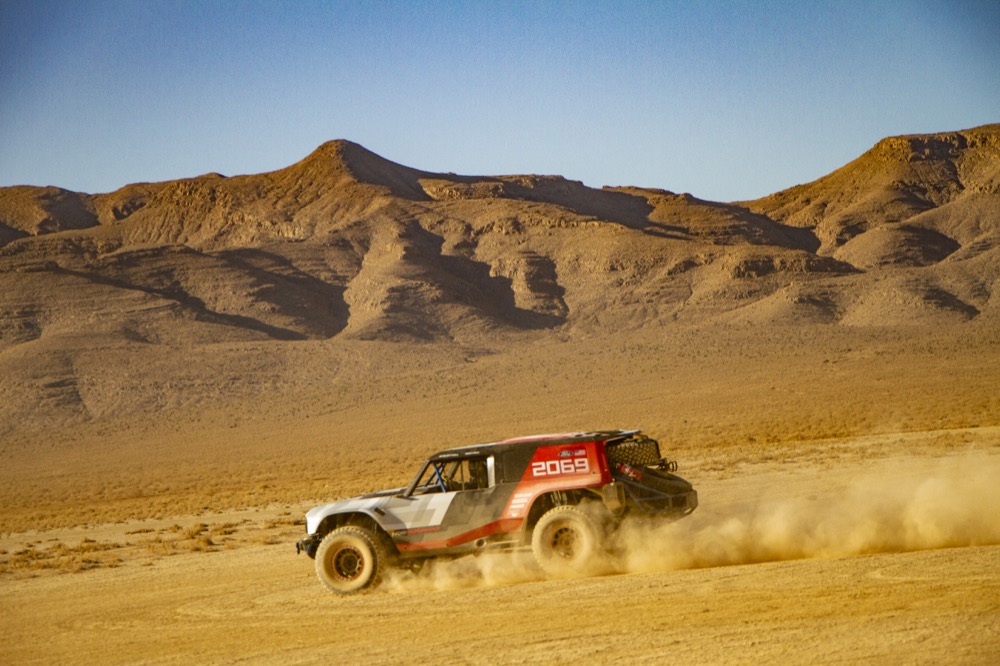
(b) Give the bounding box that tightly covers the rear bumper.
[681,488,698,515]
[619,479,698,516]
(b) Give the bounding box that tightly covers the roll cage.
[403,451,496,496]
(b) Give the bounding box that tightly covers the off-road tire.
[531,505,605,578]
[315,526,389,594]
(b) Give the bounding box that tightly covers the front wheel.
[315,526,389,594]
[531,505,606,578]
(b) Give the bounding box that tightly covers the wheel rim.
[332,546,365,581]
[549,525,579,560]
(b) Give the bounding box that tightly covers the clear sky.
[1,0,998,202]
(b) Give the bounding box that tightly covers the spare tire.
[636,467,694,494]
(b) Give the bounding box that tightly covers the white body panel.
[305,492,457,535]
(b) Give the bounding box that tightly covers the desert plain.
[1,126,999,664]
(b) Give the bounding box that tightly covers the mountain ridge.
[742,124,1000,254]
[1,125,998,435]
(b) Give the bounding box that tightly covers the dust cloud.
[386,453,1000,592]
[383,551,543,592]
[617,452,1000,572]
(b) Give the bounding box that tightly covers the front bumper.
[295,534,321,558]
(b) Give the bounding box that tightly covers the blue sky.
[1,1,998,201]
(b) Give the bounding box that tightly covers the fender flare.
[314,509,391,537]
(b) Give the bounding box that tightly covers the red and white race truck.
[296,429,697,593]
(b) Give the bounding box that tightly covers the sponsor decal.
[405,525,443,535]
[507,491,533,517]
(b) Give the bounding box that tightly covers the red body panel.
[501,440,611,520]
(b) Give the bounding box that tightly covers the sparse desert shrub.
[182,523,209,540]
[0,539,125,575]
[185,534,216,552]
[210,522,240,537]
[262,516,300,529]
[144,535,178,555]
[253,532,282,546]
[125,527,155,535]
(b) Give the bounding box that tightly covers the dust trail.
[383,551,542,592]
[617,452,1000,572]
[383,453,1000,592]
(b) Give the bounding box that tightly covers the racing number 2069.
[531,458,590,477]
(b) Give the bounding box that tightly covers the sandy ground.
[1,314,997,666]
[3,433,998,665]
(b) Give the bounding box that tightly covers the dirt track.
[3,443,998,665]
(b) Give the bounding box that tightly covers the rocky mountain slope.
[1,125,998,436]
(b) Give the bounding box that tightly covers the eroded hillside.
[1,126,998,436]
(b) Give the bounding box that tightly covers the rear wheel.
[315,526,389,594]
[531,505,605,578]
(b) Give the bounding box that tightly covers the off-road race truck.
[296,429,697,593]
